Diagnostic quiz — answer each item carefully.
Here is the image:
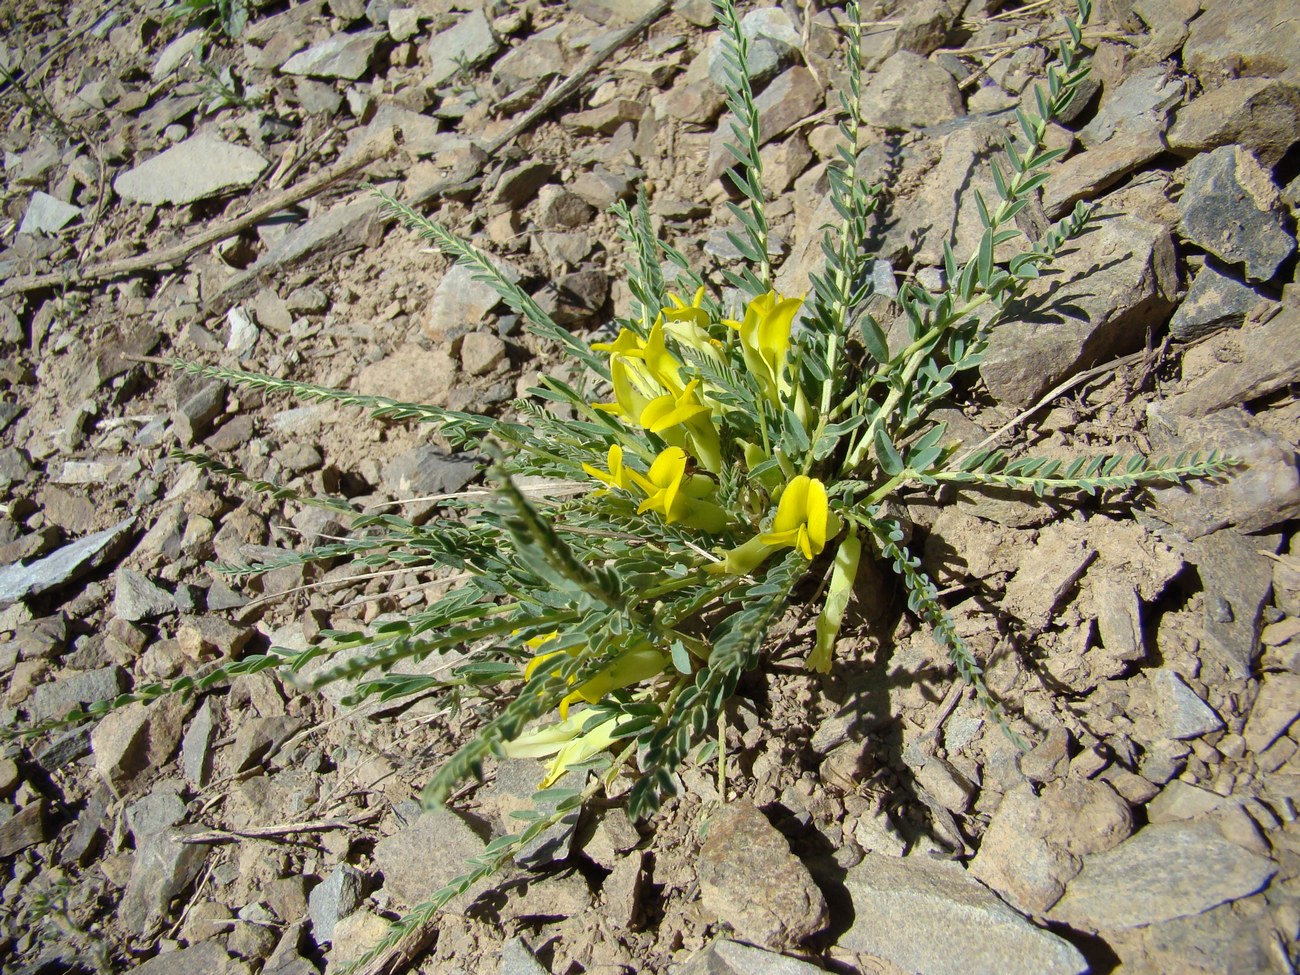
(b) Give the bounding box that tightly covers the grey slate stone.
[672,938,828,974]
[1150,668,1225,740]
[1164,304,1300,416]
[1178,145,1296,282]
[476,758,578,870]
[1050,820,1277,931]
[26,666,127,722]
[281,30,385,80]
[1079,64,1184,146]
[500,936,548,975]
[19,191,81,235]
[373,809,486,908]
[981,212,1176,406]
[309,864,366,944]
[861,50,962,131]
[707,7,801,88]
[1169,262,1269,341]
[115,568,176,622]
[425,10,499,88]
[1168,77,1300,168]
[122,827,213,935]
[1147,405,1300,541]
[114,134,269,206]
[133,940,248,975]
[696,800,828,947]
[0,517,134,609]
[841,853,1088,975]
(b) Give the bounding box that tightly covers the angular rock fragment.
[981,212,1176,406]
[281,29,385,80]
[1182,0,1300,86]
[114,134,268,206]
[115,568,175,622]
[1177,145,1296,283]
[373,809,486,908]
[1079,64,1184,146]
[842,853,1088,974]
[19,191,81,235]
[1149,668,1224,740]
[1050,820,1276,930]
[1168,77,1300,167]
[969,778,1132,915]
[696,800,827,947]
[0,517,134,609]
[673,938,827,974]
[1165,305,1300,415]
[1169,262,1270,342]
[860,50,962,130]
[425,10,499,88]
[1147,405,1300,539]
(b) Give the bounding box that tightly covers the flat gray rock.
[426,10,499,88]
[672,938,827,974]
[372,808,486,908]
[19,191,81,235]
[1178,145,1296,282]
[1165,305,1300,416]
[1150,668,1224,740]
[122,827,212,935]
[1169,262,1269,341]
[500,936,548,975]
[476,758,578,870]
[1168,77,1300,168]
[981,212,1176,406]
[861,50,962,131]
[0,516,134,609]
[1050,820,1276,930]
[1079,64,1184,146]
[423,262,512,346]
[134,941,248,975]
[309,864,366,944]
[115,568,176,622]
[1147,405,1300,542]
[114,134,268,206]
[26,666,128,723]
[281,29,385,80]
[841,853,1088,975]
[707,7,800,88]
[1182,0,1300,87]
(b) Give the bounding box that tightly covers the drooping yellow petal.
[583,444,630,491]
[758,475,839,560]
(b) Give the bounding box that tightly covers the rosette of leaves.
[13,0,1235,964]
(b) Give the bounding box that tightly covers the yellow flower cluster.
[583,289,840,568]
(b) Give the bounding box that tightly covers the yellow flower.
[521,631,669,720]
[582,443,632,492]
[723,290,803,408]
[558,646,667,717]
[503,709,623,787]
[640,379,723,474]
[759,475,837,559]
[709,475,840,575]
[627,446,690,524]
[661,288,724,367]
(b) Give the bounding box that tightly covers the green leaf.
[874,426,905,476]
[977,230,994,284]
[670,640,693,675]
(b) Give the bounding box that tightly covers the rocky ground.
[0,0,1298,973]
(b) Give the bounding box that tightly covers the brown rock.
[697,801,828,947]
[1168,77,1300,167]
[0,800,48,856]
